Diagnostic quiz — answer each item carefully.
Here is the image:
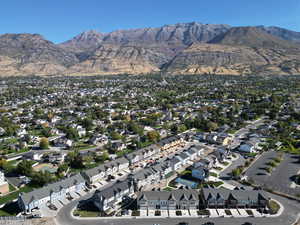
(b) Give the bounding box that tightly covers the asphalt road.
[55,157,300,225]
[55,191,300,225]
[219,153,246,179]
[245,151,300,196]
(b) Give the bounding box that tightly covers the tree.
[39,137,49,149]
[101,152,109,161]
[178,124,187,133]
[31,171,54,186]
[65,127,79,140]
[127,122,143,135]
[41,128,52,137]
[68,150,84,169]
[206,121,218,132]
[16,160,33,176]
[111,131,122,140]
[57,163,68,176]
[147,131,160,143]
[232,167,242,179]
[81,118,93,131]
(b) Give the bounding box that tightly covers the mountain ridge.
[0,22,300,76]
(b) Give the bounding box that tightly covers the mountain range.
[0,22,300,76]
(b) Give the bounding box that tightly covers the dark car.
[203,222,215,225]
[178,222,189,225]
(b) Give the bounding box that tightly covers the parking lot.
[245,151,300,196]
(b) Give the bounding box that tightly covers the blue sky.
[0,0,299,43]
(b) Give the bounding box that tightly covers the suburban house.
[158,135,185,151]
[92,179,134,212]
[239,138,262,153]
[18,174,85,213]
[137,190,200,210]
[192,166,209,181]
[214,147,229,163]
[88,135,108,146]
[111,140,126,151]
[169,157,182,171]
[184,148,198,161]
[176,152,190,165]
[239,142,257,153]
[202,188,270,209]
[189,145,204,157]
[52,137,73,149]
[196,132,232,146]
[151,161,173,179]
[194,157,215,169]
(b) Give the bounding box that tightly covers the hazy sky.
[1,0,299,43]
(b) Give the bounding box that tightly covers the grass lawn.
[214,167,223,171]
[180,170,192,176]
[198,209,210,215]
[209,172,218,177]
[73,209,100,217]
[74,142,97,151]
[116,149,133,157]
[223,161,230,166]
[0,185,34,205]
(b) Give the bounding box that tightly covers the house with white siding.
[18,174,85,213]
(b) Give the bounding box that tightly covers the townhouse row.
[137,188,270,211]
[18,174,85,213]
[17,135,187,213]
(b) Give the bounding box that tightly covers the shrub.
[268,200,280,214]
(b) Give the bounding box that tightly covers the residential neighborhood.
[0,75,299,225]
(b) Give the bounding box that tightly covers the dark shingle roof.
[20,174,85,205]
[137,190,199,202]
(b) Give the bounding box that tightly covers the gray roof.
[93,179,131,200]
[20,174,85,205]
[83,164,106,178]
[158,135,181,146]
[178,152,189,160]
[137,190,199,201]
[186,148,197,155]
[170,157,181,164]
[203,188,269,202]
[83,157,129,178]
[133,167,156,181]
[114,157,129,165]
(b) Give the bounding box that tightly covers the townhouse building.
[202,188,270,209]
[18,174,85,213]
[137,190,200,210]
[92,179,134,212]
[158,135,185,151]
[82,157,129,184]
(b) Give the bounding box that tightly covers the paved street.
[55,192,300,225]
[219,153,246,179]
[245,151,300,196]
